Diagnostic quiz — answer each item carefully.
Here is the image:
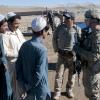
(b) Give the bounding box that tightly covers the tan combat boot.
[53,92,61,100]
[66,88,74,98]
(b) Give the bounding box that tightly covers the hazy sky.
[0,0,100,6]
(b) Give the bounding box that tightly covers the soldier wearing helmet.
[76,9,100,100]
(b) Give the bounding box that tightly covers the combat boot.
[66,88,74,98]
[53,92,61,100]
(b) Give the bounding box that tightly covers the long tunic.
[16,35,51,99]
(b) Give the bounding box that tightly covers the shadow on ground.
[51,92,72,100]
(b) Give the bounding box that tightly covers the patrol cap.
[85,9,100,20]
[31,16,47,32]
[6,12,16,20]
[0,14,5,22]
[63,12,75,20]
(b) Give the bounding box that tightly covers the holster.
[58,49,76,60]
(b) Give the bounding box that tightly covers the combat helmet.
[85,9,100,19]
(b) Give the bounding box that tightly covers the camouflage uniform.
[53,22,81,98]
[78,9,100,100]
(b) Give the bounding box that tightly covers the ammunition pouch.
[91,60,100,74]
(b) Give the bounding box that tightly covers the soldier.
[53,12,81,99]
[77,9,100,100]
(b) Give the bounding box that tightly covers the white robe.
[2,29,26,99]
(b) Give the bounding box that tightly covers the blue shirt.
[15,35,50,95]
